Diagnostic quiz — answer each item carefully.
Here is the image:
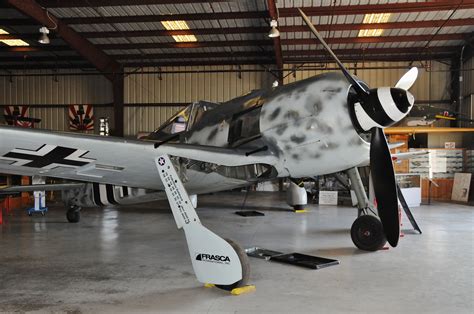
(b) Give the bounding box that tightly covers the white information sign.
[319,191,338,205]
[444,142,455,149]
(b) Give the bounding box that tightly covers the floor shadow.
[201,202,292,212]
[313,228,350,236]
[313,247,371,257]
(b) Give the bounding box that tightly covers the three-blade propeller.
[298,8,418,247]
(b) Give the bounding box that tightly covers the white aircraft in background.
[0,9,419,290]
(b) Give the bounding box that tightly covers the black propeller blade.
[298,8,404,247]
[297,8,369,97]
[370,128,400,247]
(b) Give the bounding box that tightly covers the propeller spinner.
[298,8,418,247]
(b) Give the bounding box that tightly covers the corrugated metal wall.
[123,65,274,136]
[1,61,455,136]
[0,70,112,104]
[284,61,451,102]
[0,70,112,132]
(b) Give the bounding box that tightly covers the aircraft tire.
[351,215,387,251]
[66,208,81,223]
[215,239,250,291]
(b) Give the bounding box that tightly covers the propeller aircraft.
[0,9,419,290]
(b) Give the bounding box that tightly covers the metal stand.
[246,247,339,270]
[396,184,422,234]
[156,154,245,287]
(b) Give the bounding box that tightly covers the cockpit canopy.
[145,101,218,141]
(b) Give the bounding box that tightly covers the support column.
[266,0,284,85]
[113,71,124,137]
[450,56,460,128]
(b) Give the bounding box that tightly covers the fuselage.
[175,72,369,179]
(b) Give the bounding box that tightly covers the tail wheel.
[215,239,250,291]
[66,206,81,223]
[351,215,387,251]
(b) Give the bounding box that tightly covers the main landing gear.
[66,205,81,223]
[346,167,387,251]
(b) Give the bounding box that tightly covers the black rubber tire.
[215,239,250,291]
[66,210,80,223]
[293,204,305,211]
[351,215,387,251]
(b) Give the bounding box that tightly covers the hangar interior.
[0,0,473,312]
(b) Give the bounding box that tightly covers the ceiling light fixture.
[161,20,197,42]
[38,26,50,44]
[0,28,29,46]
[268,19,280,38]
[38,9,57,45]
[363,13,391,24]
[358,13,391,37]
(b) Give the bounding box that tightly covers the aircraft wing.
[0,126,278,190]
[357,150,428,167]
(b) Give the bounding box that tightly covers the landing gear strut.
[66,205,81,223]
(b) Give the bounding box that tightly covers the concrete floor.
[0,192,473,313]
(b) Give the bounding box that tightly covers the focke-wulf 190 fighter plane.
[0,9,419,290]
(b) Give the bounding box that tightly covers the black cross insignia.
[3,145,94,169]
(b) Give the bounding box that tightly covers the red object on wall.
[3,105,33,128]
[69,104,94,131]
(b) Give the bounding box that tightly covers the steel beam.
[113,71,124,137]
[36,0,229,7]
[283,46,457,57]
[0,40,273,52]
[0,51,273,62]
[284,54,453,63]
[279,18,474,33]
[1,53,457,70]
[0,12,268,26]
[0,27,268,40]
[0,59,276,70]
[282,33,466,45]
[279,1,474,17]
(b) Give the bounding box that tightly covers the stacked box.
[466,150,474,173]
